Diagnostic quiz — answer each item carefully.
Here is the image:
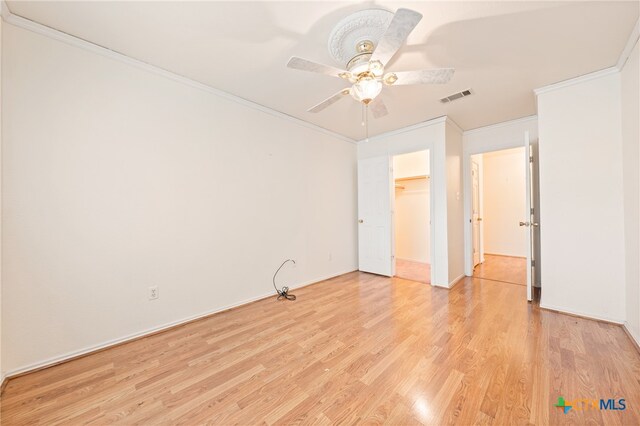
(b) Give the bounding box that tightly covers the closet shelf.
[395,175,429,182]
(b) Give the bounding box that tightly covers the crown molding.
[1,0,9,20]
[533,17,637,97]
[463,115,537,136]
[357,115,448,143]
[1,8,357,145]
[617,17,639,70]
[533,67,619,96]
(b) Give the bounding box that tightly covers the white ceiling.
[6,1,639,140]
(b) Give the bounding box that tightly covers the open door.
[521,131,538,301]
[531,140,541,291]
[358,157,393,276]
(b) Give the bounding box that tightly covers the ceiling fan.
[286,8,455,119]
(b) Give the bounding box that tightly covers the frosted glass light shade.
[350,76,382,103]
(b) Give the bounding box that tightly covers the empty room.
[0,1,639,425]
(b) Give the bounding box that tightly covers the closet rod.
[395,175,429,182]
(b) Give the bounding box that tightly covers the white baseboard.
[539,302,624,325]
[431,273,466,289]
[396,257,430,264]
[431,282,449,288]
[484,252,526,259]
[4,268,357,379]
[623,322,640,351]
[448,273,466,288]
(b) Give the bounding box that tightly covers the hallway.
[473,254,527,286]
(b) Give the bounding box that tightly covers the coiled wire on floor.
[273,259,296,301]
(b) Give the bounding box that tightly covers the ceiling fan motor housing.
[347,52,372,75]
[328,9,394,69]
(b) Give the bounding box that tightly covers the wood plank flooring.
[473,254,527,286]
[395,259,431,284]
[2,272,640,425]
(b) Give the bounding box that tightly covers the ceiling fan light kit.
[286,7,456,120]
[351,72,382,104]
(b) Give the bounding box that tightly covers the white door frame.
[390,149,435,286]
[463,134,533,277]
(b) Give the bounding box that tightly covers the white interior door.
[358,157,393,276]
[531,140,541,288]
[523,131,534,301]
[471,161,482,267]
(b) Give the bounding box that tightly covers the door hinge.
[530,207,535,215]
[531,259,536,267]
[529,156,534,163]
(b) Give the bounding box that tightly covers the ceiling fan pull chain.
[361,103,365,127]
[365,104,369,141]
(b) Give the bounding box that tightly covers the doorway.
[392,150,431,284]
[470,147,527,286]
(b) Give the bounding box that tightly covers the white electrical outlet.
[149,286,159,300]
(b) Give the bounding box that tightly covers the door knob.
[358,219,364,223]
[532,222,539,227]
[477,217,483,222]
[519,221,530,227]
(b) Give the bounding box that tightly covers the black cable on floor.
[273,259,296,301]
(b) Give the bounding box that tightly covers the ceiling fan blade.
[385,68,455,86]
[369,98,388,119]
[287,57,351,79]
[370,9,423,66]
[308,89,350,113]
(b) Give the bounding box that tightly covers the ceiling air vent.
[440,89,473,103]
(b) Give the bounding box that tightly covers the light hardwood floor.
[473,254,527,286]
[395,259,430,284]
[2,272,639,425]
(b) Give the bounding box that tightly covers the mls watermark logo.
[555,396,626,414]
[554,397,572,414]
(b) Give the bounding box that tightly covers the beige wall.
[0,15,3,381]
[537,71,625,322]
[622,39,640,343]
[482,148,526,257]
[394,150,430,179]
[446,122,465,284]
[2,23,358,374]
